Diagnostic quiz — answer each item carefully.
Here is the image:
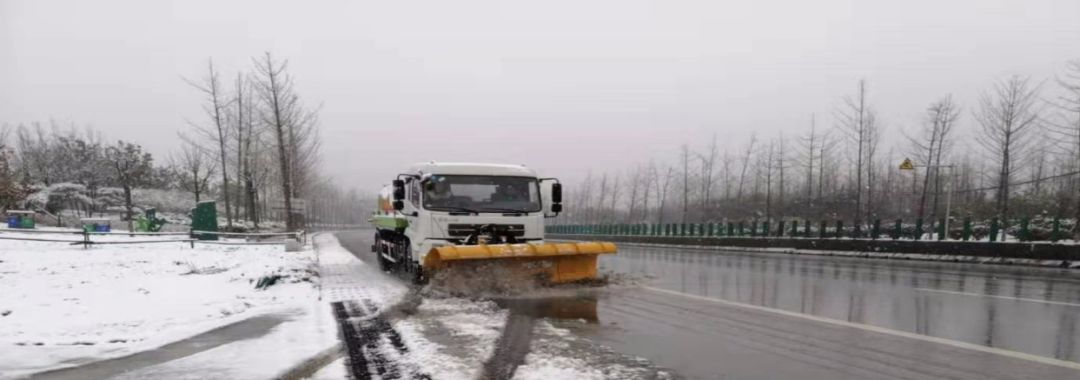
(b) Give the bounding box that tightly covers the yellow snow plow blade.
[423,242,617,284]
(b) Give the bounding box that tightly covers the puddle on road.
[492,294,600,323]
[484,289,678,379]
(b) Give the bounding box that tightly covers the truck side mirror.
[540,178,562,218]
[392,180,405,200]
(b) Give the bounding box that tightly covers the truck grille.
[447,224,526,237]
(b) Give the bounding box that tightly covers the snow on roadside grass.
[0,231,317,378]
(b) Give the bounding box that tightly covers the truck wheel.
[408,260,426,285]
[375,232,393,272]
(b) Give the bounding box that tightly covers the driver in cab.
[425,177,454,207]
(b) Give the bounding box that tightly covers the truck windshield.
[423,175,541,213]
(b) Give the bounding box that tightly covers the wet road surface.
[335,231,1080,379]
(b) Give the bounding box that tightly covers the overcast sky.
[3,0,1079,192]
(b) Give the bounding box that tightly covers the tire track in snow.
[480,313,537,380]
[331,300,431,380]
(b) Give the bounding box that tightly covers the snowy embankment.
[0,229,318,379]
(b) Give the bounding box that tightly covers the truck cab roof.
[407,162,538,178]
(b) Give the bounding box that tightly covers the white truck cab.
[372,162,563,281]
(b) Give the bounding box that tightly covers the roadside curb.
[271,343,343,380]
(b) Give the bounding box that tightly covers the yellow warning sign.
[899,158,915,170]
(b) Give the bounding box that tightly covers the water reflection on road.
[600,246,1080,363]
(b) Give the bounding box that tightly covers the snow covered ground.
[1,230,667,379]
[0,228,319,379]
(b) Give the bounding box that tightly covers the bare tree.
[641,162,655,222]
[596,173,608,222]
[253,52,320,231]
[837,79,876,223]
[1047,60,1080,238]
[655,166,675,224]
[908,95,960,220]
[799,114,819,199]
[700,135,719,215]
[174,139,217,203]
[975,75,1042,222]
[608,174,621,221]
[626,166,642,222]
[680,144,690,223]
[763,140,776,224]
[776,133,788,216]
[736,134,756,201]
[185,59,234,227]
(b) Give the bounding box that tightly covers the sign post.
[899,158,954,240]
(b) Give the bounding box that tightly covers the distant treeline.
[562,60,1080,239]
[0,53,372,230]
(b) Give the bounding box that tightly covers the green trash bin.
[191,201,219,240]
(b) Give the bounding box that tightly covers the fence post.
[761,221,769,237]
[835,220,843,239]
[728,222,735,237]
[915,218,924,241]
[804,220,811,237]
[963,218,972,241]
[1019,217,1030,242]
[777,221,785,237]
[893,219,902,240]
[871,219,881,240]
[820,220,828,238]
[938,218,947,241]
[1052,218,1061,242]
[790,220,798,237]
[989,218,999,242]
[738,221,746,236]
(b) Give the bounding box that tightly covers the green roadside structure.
[191,201,218,240]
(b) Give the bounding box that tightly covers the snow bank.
[0,232,318,378]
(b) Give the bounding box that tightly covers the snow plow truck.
[371,162,617,284]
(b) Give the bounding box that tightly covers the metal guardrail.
[190,230,306,244]
[549,233,1080,262]
[0,227,307,247]
[549,217,1076,244]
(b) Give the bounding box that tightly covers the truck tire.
[374,232,391,272]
